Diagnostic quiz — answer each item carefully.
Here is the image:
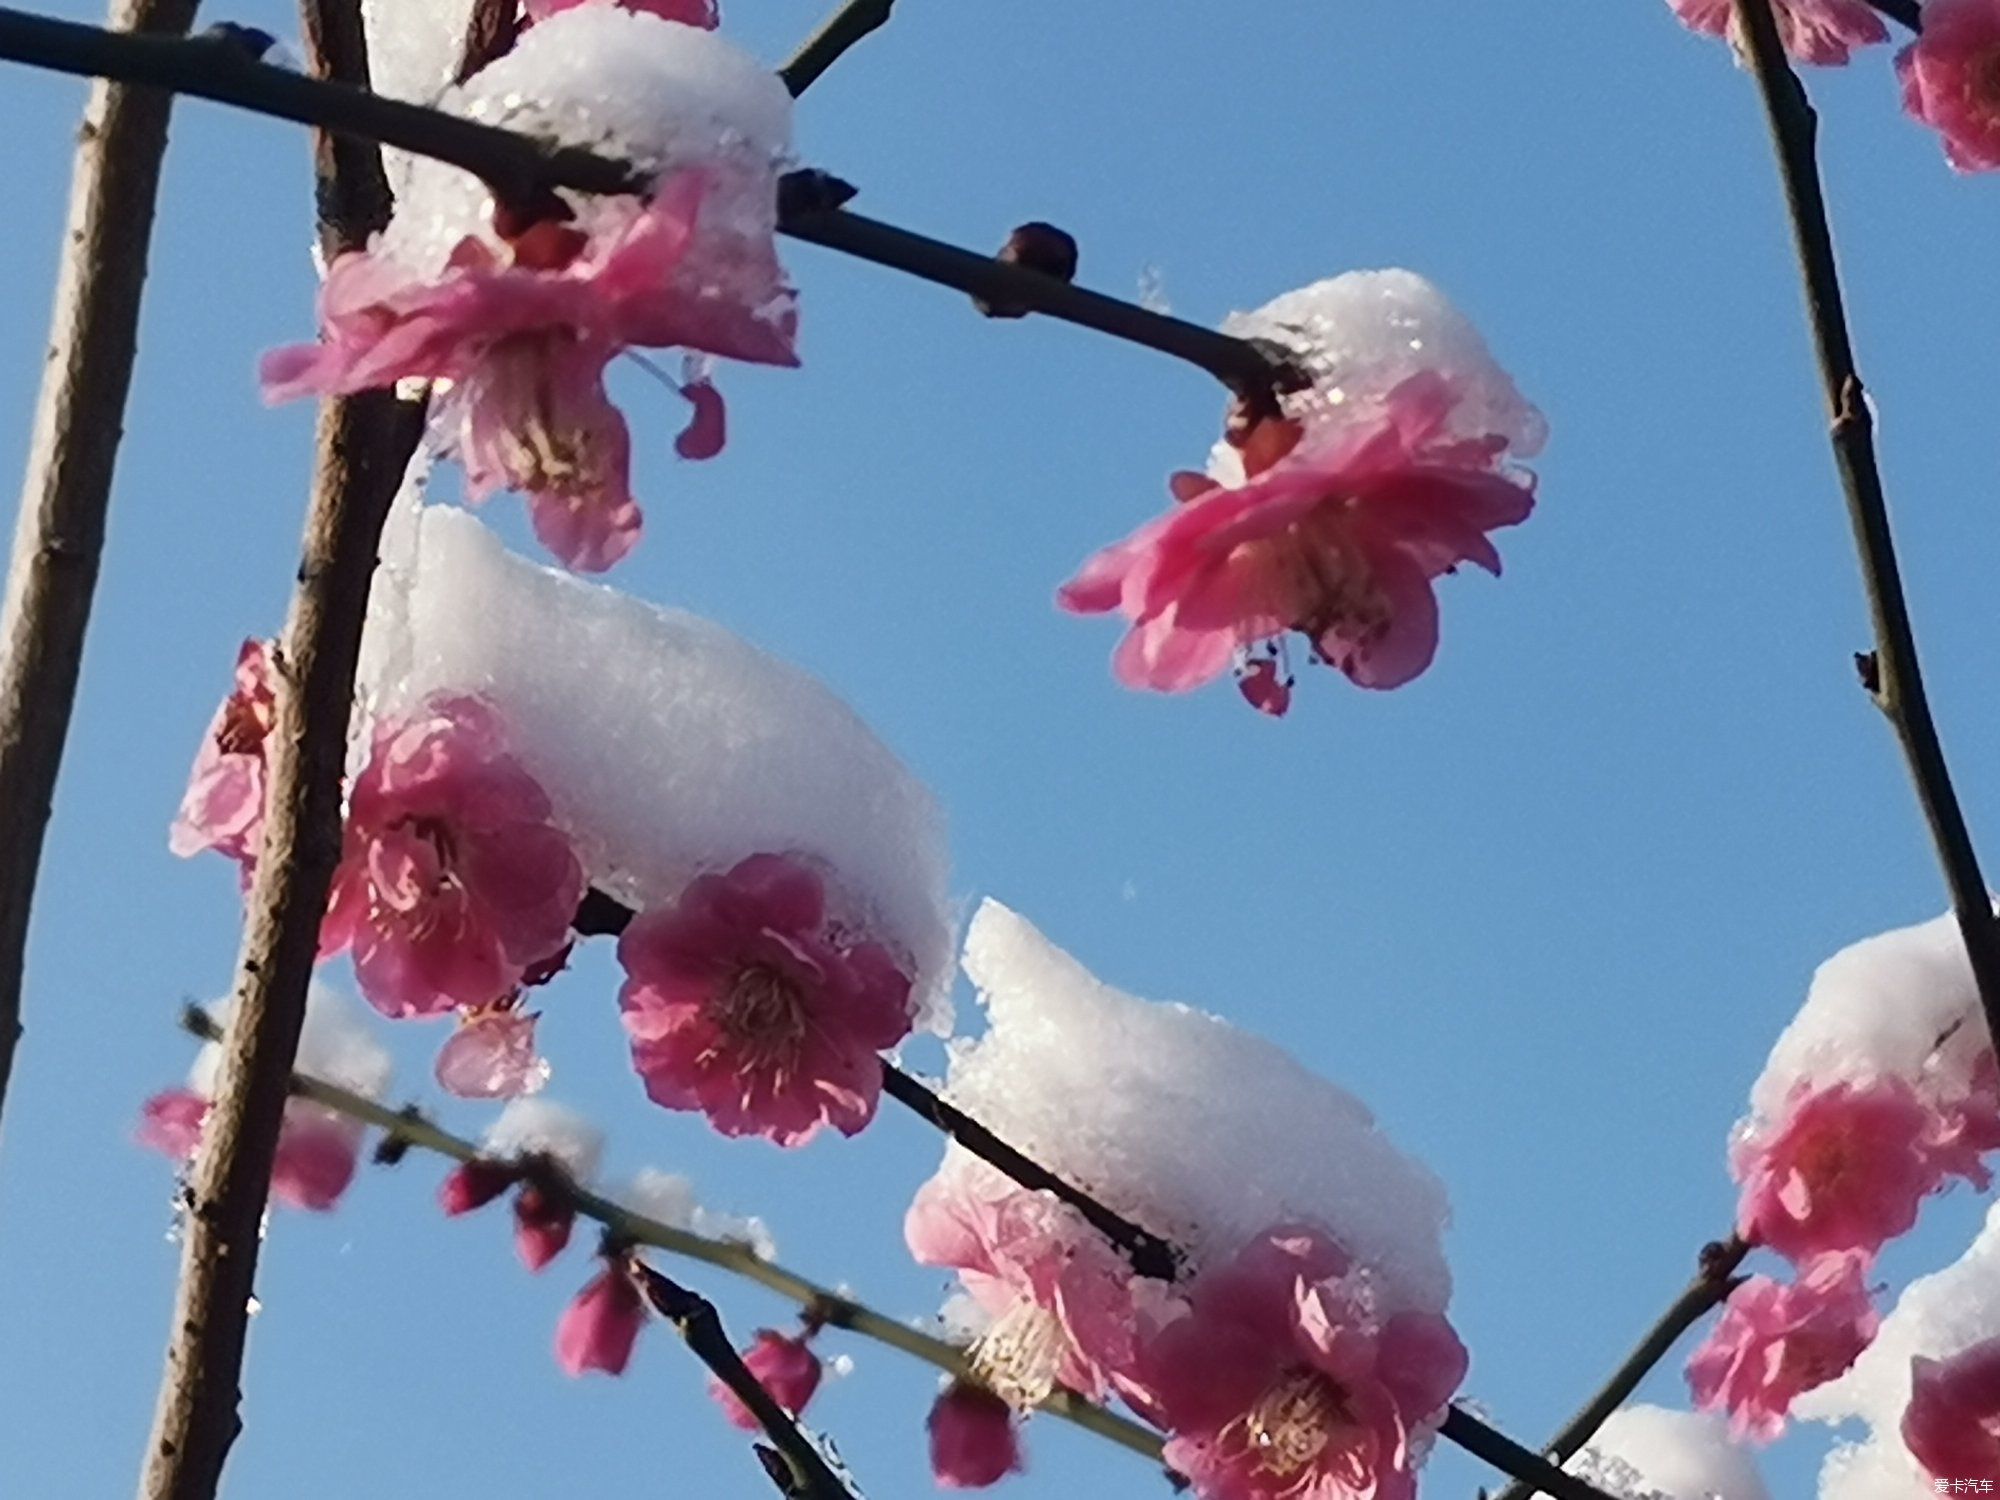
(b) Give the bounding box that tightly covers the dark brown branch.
[0,5,1294,399]
[137,4,423,1495]
[631,1262,860,1499]
[1731,0,2000,1050]
[1489,1237,1749,1500]
[779,0,893,96]
[0,0,199,1142]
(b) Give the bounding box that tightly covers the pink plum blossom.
[1058,375,1533,702]
[556,1262,646,1377]
[320,698,583,1021]
[439,1159,519,1216]
[1665,0,1887,65]
[435,1003,548,1099]
[138,1089,361,1212]
[928,1383,1024,1490]
[513,1180,575,1271]
[710,1329,823,1431]
[1896,0,2000,173]
[616,853,915,1147]
[1903,1333,2000,1482]
[262,172,791,572]
[170,639,277,872]
[526,0,717,24]
[1733,1078,1951,1264]
[1135,1225,1467,1500]
[1685,1252,1879,1442]
[905,1159,1159,1407]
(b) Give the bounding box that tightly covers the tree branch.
[174,1004,1166,1461]
[1729,0,2000,1051]
[137,3,423,1495]
[0,0,199,1144]
[1488,1237,1749,1500]
[779,0,893,97]
[0,5,1294,400]
[631,1261,860,1499]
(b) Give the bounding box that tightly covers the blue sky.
[3,1,1998,1495]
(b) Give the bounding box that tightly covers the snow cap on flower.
[384,5,794,357]
[934,901,1452,1310]
[1218,269,1545,465]
[357,507,955,1028]
[1796,1199,2000,1497]
[1896,0,2000,173]
[1060,370,1534,697]
[319,695,584,1019]
[1686,1252,1878,1442]
[928,1382,1024,1490]
[1568,1405,1771,1500]
[709,1329,822,1430]
[170,639,278,871]
[1138,1225,1467,1500]
[1728,915,2000,1265]
[556,1261,645,1376]
[1663,0,1887,66]
[618,852,915,1146]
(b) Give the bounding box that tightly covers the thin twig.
[1730,0,2000,1051]
[631,1262,859,1499]
[0,0,199,1144]
[573,887,1181,1280]
[779,0,893,96]
[1440,1409,1634,1500]
[137,2,422,1493]
[0,5,1293,399]
[174,1004,1166,1460]
[1488,1237,1748,1500]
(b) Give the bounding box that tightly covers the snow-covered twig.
[174,1004,1170,1462]
[1487,1236,1749,1500]
[138,4,424,1495]
[0,0,198,1138]
[779,0,894,96]
[0,4,1294,401]
[570,887,1183,1280]
[631,1262,860,1498]
[1729,0,2000,1059]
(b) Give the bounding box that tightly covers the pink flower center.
[488,337,609,499]
[1246,510,1391,649]
[1227,1367,1349,1482]
[715,963,809,1065]
[1975,44,2000,123]
[969,1301,1070,1410]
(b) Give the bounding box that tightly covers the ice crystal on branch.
[359,507,955,1027]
